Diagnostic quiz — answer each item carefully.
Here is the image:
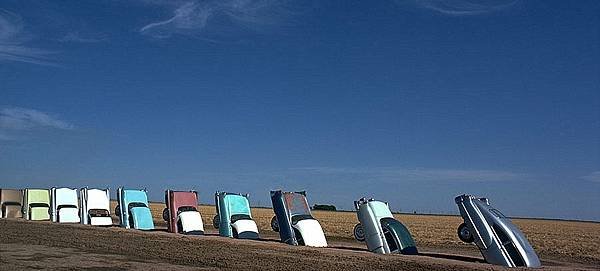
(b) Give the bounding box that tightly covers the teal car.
[115,187,154,230]
[213,192,259,239]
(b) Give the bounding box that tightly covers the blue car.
[115,187,154,230]
[270,190,327,247]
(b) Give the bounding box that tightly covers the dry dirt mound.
[0,219,597,270]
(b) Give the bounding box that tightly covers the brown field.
[147,203,600,265]
[0,202,598,270]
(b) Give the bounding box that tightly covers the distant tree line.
[312,204,336,211]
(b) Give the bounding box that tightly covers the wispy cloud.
[139,0,292,39]
[0,10,55,65]
[0,107,74,140]
[58,32,108,43]
[292,167,525,183]
[582,171,600,183]
[401,0,520,16]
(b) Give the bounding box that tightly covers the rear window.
[57,204,77,210]
[231,214,252,223]
[89,209,110,217]
[380,217,417,251]
[178,206,197,214]
[128,202,147,210]
[383,227,399,252]
[291,214,314,224]
[492,224,525,266]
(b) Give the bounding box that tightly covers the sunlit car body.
[50,187,80,223]
[0,189,23,219]
[163,190,204,235]
[22,188,51,221]
[115,187,154,230]
[455,194,541,267]
[213,192,259,239]
[79,187,112,226]
[270,190,327,247]
[353,198,418,255]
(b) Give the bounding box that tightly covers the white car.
[353,198,418,255]
[80,187,113,226]
[51,187,80,223]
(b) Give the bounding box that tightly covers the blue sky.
[1,0,599,221]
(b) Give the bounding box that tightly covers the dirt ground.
[0,204,598,270]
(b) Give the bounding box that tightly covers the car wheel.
[353,223,366,242]
[114,205,121,217]
[457,223,474,243]
[213,215,220,229]
[270,216,279,232]
[162,208,169,221]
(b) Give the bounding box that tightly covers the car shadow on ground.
[329,245,484,264]
[257,237,287,244]
[328,245,367,252]
[418,252,484,263]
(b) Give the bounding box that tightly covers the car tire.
[162,208,169,221]
[458,223,474,243]
[114,205,121,217]
[271,216,279,232]
[213,215,220,229]
[353,223,365,242]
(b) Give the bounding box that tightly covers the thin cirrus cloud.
[291,167,525,183]
[57,32,108,43]
[0,10,54,65]
[139,0,291,39]
[581,171,600,183]
[0,107,74,140]
[400,0,520,16]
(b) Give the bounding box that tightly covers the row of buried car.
[0,187,541,268]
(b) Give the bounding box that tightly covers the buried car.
[455,194,541,267]
[163,190,204,235]
[22,188,51,221]
[50,187,80,223]
[353,198,418,255]
[213,192,259,239]
[80,187,112,226]
[1,189,23,218]
[270,190,327,247]
[115,187,154,230]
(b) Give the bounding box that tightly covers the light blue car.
[115,187,154,230]
[213,192,259,239]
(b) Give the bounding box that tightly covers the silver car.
[455,194,541,267]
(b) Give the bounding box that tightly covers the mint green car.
[23,189,51,221]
